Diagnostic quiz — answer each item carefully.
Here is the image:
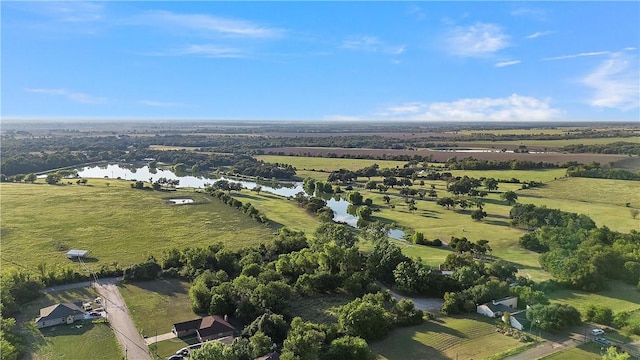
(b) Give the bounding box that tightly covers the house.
[66,249,89,259]
[172,315,235,342]
[504,311,530,331]
[476,296,518,318]
[35,302,86,328]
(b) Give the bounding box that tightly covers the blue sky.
[2,1,639,121]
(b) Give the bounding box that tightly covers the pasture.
[256,155,410,172]
[0,180,277,271]
[20,287,121,360]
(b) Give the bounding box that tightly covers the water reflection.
[77,164,405,239]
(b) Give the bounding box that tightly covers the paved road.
[96,282,152,360]
[377,283,444,312]
[505,330,586,360]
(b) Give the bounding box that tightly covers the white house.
[476,296,518,318]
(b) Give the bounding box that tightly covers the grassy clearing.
[520,177,640,208]
[234,192,321,234]
[548,281,640,315]
[0,180,277,270]
[371,314,529,360]
[540,343,602,359]
[286,293,355,325]
[256,155,409,172]
[449,168,567,183]
[118,279,196,337]
[19,287,121,360]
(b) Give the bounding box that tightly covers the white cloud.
[152,44,246,58]
[26,88,107,104]
[375,94,562,121]
[131,10,284,38]
[542,51,610,61]
[583,53,640,111]
[444,23,510,57]
[526,31,552,39]
[139,100,187,107]
[341,36,405,55]
[495,60,521,68]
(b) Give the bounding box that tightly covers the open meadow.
[19,287,121,360]
[0,179,277,271]
[370,314,532,360]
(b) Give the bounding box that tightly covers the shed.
[66,250,89,259]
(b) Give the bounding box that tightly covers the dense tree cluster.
[565,162,640,181]
[561,141,640,155]
[515,204,640,291]
[445,157,560,170]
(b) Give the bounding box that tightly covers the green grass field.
[449,168,567,183]
[234,191,321,234]
[370,314,530,360]
[255,155,411,172]
[20,287,121,360]
[118,279,196,337]
[0,180,277,270]
[548,281,640,315]
[540,343,603,360]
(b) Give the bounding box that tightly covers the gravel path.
[96,282,152,360]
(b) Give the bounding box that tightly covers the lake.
[77,164,405,239]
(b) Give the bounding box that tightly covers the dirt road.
[96,282,151,360]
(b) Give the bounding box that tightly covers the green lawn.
[19,287,121,360]
[449,168,567,183]
[153,336,199,360]
[548,281,640,315]
[118,279,197,337]
[1,180,277,270]
[234,192,321,234]
[286,293,355,325]
[540,343,603,360]
[370,314,530,360]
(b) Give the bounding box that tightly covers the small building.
[476,296,518,318]
[35,302,86,328]
[66,249,89,259]
[172,315,235,342]
[505,311,530,331]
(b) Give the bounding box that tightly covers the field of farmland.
[0,179,277,270]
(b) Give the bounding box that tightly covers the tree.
[526,303,581,331]
[630,208,639,219]
[365,181,377,190]
[327,336,374,360]
[45,173,60,185]
[249,331,274,358]
[602,346,631,360]
[25,173,37,183]
[338,299,389,340]
[281,317,325,360]
[383,195,391,204]
[484,178,499,191]
[190,340,238,360]
[471,209,487,221]
[501,191,518,205]
[437,197,455,209]
[585,305,613,326]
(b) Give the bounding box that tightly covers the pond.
[77,164,405,240]
[169,199,194,205]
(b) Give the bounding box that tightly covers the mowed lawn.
[548,281,640,315]
[540,343,602,360]
[233,192,321,234]
[370,315,530,360]
[20,287,121,360]
[0,180,277,270]
[118,279,196,337]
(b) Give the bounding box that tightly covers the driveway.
[377,283,444,312]
[96,282,152,360]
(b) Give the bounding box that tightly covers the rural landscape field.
[2,1,639,359]
[1,120,639,360]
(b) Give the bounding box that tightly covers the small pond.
[169,199,194,205]
[77,164,405,240]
